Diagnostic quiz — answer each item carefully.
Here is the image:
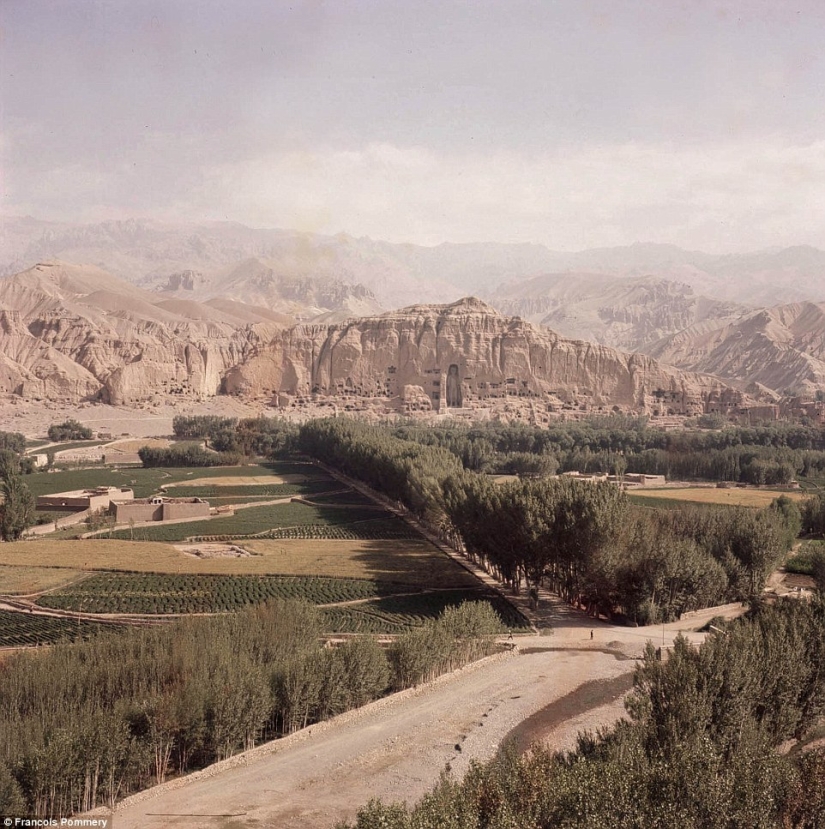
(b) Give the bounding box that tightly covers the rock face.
[223,298,747,416]
[0,262,283,404]
[0,264,759,415]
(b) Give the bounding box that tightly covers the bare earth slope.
[0,261,285,404]
[648,301,825,396]
[489,272,747,352]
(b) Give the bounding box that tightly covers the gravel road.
[109,641,633,829]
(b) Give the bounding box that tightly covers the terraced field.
[33,573,527,632]
[25,461,329,500]
[6,461,525,641]
[321,590,530,633]
[0,565,85,595]
[627,486,805,509]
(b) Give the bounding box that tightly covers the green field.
[37,572,414,615]
[34,573,528,632]
[24,461,329,500]
[785,540,825,576]
[308,490,384,507]
[0,610,116,648]
[108,501,400,543]
[158,479,337,499]
[47,439,110,455]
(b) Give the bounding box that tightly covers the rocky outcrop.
[223,298,748,416]
[0,262,283,404]
[648,301,825,396]
[0,262,761,414]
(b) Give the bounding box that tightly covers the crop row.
[0,610,112,648]
[36,573,417,615]
[320,590,529,633]
[107,501,396,542]
[164,479,337,498]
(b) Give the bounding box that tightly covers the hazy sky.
[2,0,825,251]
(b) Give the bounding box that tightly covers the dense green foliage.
[447,475,796,622]
[339,599,825,829]
[298,418,467,520]
[0,451,35,541]
[299,419,799,624]
[47,419,93,442]
[0,431,26,455]
[137,444,243,468]
[392,418,825,482]
[0,601,499,817]
[172,414,298,458]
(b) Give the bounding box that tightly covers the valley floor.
[105,599,733,829]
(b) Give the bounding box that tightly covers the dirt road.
[109,596,733,829]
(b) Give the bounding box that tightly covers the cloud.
[168,138,825,252]
[5,130,824,252]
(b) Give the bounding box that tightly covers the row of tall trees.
[298,419,467,520]
[299,419,800,624]
[137,444,243,468]
[0,600,499,817]
[47,419,93,441]
[391,418,825,482]
[0,450,34,540]
[445,475,796,623]
[339,598,825,829]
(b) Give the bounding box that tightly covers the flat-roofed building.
[36,486,134,512]
[111,496,210,524]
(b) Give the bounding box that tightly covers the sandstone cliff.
[223,298,747,416]
[0,263,757,415]
[0,262,284,404]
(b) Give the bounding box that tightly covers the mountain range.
[0,261,751,418]
[2,217,825,405]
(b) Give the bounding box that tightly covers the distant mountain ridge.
[5,217,825,312]
[647,301,825,397]
[489,273,748,353]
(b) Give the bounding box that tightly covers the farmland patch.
[0,566,86,595]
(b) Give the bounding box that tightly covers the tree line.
[338,597,825,829]
[0,600,499,817]
[137,444,243,468]
[391,418,825,482]
[298,419,802,624]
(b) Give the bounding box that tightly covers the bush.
[48,419,93,441]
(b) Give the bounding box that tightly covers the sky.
[2,0,825,252]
